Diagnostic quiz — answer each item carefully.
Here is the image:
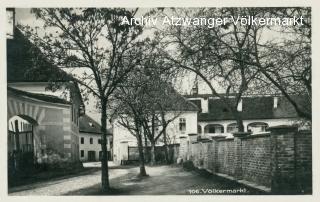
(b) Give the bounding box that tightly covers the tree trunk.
[136,132,147,176]
[143,131,149,163]
[163,130,170,164]
[100,100,110,193]
[231,108,245,132]
[237,118,245,132]
[150,142,156,165]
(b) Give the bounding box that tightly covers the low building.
[185,93,310,138]
[7,13,84,171]
[112,94,199,165]
[79,114,112,162]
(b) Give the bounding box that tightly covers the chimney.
[202,98,209,113]
[192,75,199,95]
[192,86,198,95]
[274,97,278,108]
[237,99,243,112]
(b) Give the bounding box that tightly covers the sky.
[11,8,206,123]
[10,8,295,122]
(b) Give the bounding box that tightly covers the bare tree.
[251,8,311,120]
[113,52,188,165]
[20,8,144,193]
[159,8,260,132]
[114,92,148,176]
[159,7,311,130]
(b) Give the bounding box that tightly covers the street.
[9,162,262,195]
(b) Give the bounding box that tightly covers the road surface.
[9,163,262,195]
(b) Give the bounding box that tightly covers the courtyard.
[9,162,262,195]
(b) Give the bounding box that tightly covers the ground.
[9,162,263,195]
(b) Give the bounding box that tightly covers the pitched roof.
[155,85,199,112]
[191,95,310,121]
[8,87,71,105]
[79,114,112,135]
[161,94,199,112]
[7,28,70,83]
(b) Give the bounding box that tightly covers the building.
[79,114,112,162]
[7,9,84,170]
[112,93,199,165]
[185,93,310,138]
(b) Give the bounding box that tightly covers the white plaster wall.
[79,132,110,161]
[198,118,299,138]
[165,111,198,144]
[112,122,137,164]
[112,111,198,164]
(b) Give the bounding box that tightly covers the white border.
[0,1,319,202]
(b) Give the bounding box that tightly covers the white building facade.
[186,93,307,138]
[79,115,112,162]
[112,109,198,165]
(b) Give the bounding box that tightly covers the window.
[98,139,101,144]
[80,137,84,144]
[90,138,93,144]
[204,124,224,133]
[179,118,186,132]
[80,150,84,157]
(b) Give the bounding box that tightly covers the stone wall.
[179,126,312,194]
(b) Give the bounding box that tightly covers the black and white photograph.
[3,4,314,197]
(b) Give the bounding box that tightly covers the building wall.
[79,132,111,162]
[7,91,80,164]
[241,135,272,187]
[180,127,312,194]
[112,111,198,165]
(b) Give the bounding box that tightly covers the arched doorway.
[8,115,39,174]
[247,122,269,133]
[227,123,238,133]
[204,124,224,134]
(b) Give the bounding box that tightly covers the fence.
[128,144,180,164]
[179,126,312,194]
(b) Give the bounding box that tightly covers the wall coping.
[199,138,212,143]
[267,125,298,133]
[298,130,312,134]
[241,133,270,139]
[211,135,227,140]
[233,132,251,137]
[218,138,234,142]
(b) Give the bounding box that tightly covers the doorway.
[88,151,96,161]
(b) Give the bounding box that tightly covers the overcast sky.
[10,8,292,122]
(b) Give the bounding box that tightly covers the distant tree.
[20,8,144,193]
[113,39,187,165]
[159,7,311,130]
[114,84,148,176]
[159,8,261,132]
[251,8,311,120]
